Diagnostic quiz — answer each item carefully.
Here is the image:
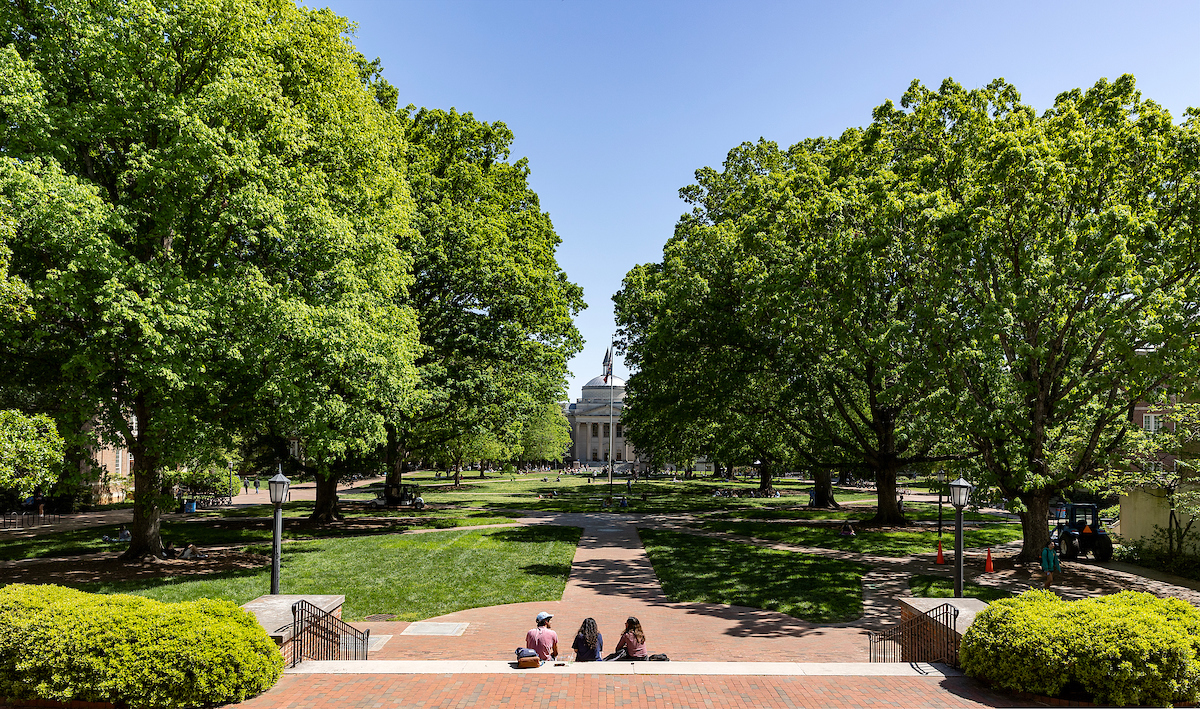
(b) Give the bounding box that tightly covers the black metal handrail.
[868,603,959,666]
[289,599,370,667]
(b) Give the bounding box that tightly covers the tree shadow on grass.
[638,528,867,624]
[519,562,573,577]
[487,526,582,545]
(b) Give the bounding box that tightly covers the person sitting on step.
[571,617,603,662]
[611,616,648,661]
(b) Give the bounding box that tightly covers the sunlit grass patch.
[76,525,581,621]
[700,520,1021,557]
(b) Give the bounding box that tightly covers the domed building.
[563,371,639,469]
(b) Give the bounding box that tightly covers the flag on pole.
[602,347,613,384]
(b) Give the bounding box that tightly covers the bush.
[0,584,282,708]
[961,590,1200,706]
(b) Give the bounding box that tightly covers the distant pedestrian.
[243,479,249,495]
[1041,540,1061,589]
[254,478,259,494]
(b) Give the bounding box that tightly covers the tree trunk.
[122,397,163,560]
[310,466,342,523]
[758,464,774,493]
[1015,491,1051,561]
[454,459,462,488]
[811,469,840,508]
[869,461,907,525]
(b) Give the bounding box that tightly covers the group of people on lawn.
[523,612,648,663]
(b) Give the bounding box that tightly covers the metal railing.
[289,600,370,667]
[868,603,960,666]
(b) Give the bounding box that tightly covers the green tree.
[0,411,63,497]
[878,76,1200,559]
[517,403,572,463]
[0,0,419,553]
[384,108,584,488]
[616,134,963,514]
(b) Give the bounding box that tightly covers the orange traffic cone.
[985,547,994,573]
[936,540,946,565]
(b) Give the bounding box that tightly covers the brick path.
[231,673,1029,708]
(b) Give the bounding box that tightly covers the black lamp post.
[268,465,291,595]
[949,476,972,598]
[936,470,946,537]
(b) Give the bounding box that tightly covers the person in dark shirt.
[571,617,603,661]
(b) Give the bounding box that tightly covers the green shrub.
[961,590,1200,706]
[0,584,282,708]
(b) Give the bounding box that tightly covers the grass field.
[908,574,1016,602]
[699,520,1022,557]
[639,528,868,623]
[360,470,876,515]
[74,525,581,621]
[0,510,517,561]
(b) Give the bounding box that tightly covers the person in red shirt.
[525,611,558,661]
[614,616,648,660]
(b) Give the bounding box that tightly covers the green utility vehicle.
[1050,502,1113,562]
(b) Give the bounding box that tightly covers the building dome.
[584,375,625,388]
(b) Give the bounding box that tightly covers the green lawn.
[908,574,1015,602]
[390,470,874,514]
[699,520,1022,557]
[0,510,517,561]
[72,525,581,621]
[638,528,868,623]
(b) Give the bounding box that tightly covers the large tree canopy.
[0,0,419,553]
[385,108,584,487]
[618,75,1200,549]
[882,76,1200,558]
[616,132,962,513]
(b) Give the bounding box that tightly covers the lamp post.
[936,470,946,537]
[949,476,972,598]
[268,465,291,595]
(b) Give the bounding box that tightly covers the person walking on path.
[525,611,558,661]
[254,478,260,494]
[571,617,603,662]
[1041,540,1061,589]
[613,616,648,661]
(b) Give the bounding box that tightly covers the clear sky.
[316,0,1200,400]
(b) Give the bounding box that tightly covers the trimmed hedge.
[0,584,282,708]
[961,590,1200,706]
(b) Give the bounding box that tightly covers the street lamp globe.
[949,476,971,509]
[268,471,291,505]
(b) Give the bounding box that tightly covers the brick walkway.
[231,673,1029,708]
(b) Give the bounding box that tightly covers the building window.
[591,423,599,438]
[603,423,610,438]
[616,424,623,438]
[1143,414,1163,433]
[592,449,599,461]
[604,450,609,462]
[616,450,623,461]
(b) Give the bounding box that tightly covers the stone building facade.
[563,374,639,469]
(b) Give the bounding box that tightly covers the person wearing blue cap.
[525,611,558,661]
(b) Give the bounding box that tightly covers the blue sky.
[316,0,1200,399]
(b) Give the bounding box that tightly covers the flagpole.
[608,337,614,500]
